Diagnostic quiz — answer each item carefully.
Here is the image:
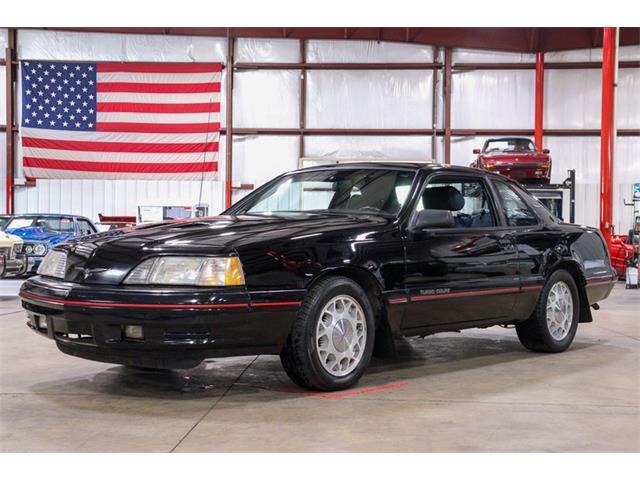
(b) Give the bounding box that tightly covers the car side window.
[493,182,538,226]
[77,219,95,235]
[416,177,496,229]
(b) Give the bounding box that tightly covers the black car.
[20,163,617,391]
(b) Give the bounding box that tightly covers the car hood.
[0,231,23,247]
[56,214,393,284]
[5,226,76,244]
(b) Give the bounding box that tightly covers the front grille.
[13,243,23,254]
[55,331,95,344]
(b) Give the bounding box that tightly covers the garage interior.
[1,27,639,453]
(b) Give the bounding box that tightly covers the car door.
[489,179,556,318]
[401,172,520,332]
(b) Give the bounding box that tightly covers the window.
[417,177,496,228]
[494,182,539,226]
[6,216,75,232]
[483,138,536,153]
[243,169,416,218]
[77,219,96,235]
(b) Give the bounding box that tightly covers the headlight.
[123,256,245,286]
[24,244,33,254]
[37,250,68,278]
[34,243,48,256]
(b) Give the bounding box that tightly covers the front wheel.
[516,269,580,353]
[280,276,376,391]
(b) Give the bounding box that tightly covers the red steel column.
[534,52,544,150]
[5,29,16,214]
[224,30,234,210]
[599,27,617,250]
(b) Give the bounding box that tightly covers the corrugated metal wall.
[1,29,639,234]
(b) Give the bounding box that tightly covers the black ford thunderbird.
[20,163,617,391]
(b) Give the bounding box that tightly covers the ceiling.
[39,27,640,53]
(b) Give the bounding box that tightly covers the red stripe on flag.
[97,82,221,94]
[24,157,218,174]
[22,137,219,154]
[97,102,221,113]
[96,63,223,73]
[96,122,221,134]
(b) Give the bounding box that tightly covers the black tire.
[280,276,376,391]
[516,269,580,353]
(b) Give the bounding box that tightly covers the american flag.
[20,61,221,179]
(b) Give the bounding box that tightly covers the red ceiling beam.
[599,28,617,251]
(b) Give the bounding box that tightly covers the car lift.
[524,169,576,224]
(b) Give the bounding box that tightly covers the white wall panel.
[546,67,639,130]
[0,29,7,50]
[545,69,600,129]
[452,70,535,129]
[18,30,226,62]
[231,135,299,203]
[453,48,535,63]
[613,137,640,235]
[544,137,601,228]
[306,70,432,128]
[305,135,433,159]
[0,135,5,214]
[545,45,640,62]
[234,70,300,128]
[306,40,433,63]
[14,178,225,220]
[236,38,300,63]
[617,69,640,129]
[448,136,492,167]
[0,65,5,121]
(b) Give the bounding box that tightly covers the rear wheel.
[280,276,375,391]
[516,269,580,353]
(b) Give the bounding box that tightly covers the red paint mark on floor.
[317,382,409,399]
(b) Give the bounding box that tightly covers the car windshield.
[0,217,9,229]
[484,138,536,153]
[240,169,416,218]
[6,216,75,232]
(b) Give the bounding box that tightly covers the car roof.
[484,137,534,142]
[295,161,503,177]
[10,213,92,221]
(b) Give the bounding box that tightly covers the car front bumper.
[0,254,27,277]
[20,276,303,369]
[487,164,551,182]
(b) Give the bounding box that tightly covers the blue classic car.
[4,214,97,273]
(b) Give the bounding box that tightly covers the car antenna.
[197,99,214,216]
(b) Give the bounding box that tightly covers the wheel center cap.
[332,318,354,352]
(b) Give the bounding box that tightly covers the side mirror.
[473,148,481,154]
[413,209,455,230]
[542,148,550,154]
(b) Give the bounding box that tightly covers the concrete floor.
[0,281,638,452]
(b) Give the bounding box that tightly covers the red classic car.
[471,137,552,185]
